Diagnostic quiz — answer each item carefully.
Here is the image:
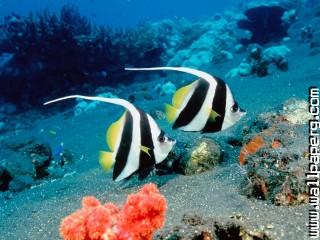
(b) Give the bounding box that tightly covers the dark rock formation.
[238,6,289,45]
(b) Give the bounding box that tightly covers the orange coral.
[60,184,167,240]
[239,136,265,165]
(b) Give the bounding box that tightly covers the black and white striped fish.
[44,95,176,181]
[126,67,246,133]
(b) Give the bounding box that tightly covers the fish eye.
[231,102,239,113]
[158,131,167,142]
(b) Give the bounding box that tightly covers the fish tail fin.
[125,67,215,83]
[44,95,136,114]
[99,151,115,171]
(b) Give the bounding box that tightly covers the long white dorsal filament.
[44,95,136,114]
[125,66,215,83]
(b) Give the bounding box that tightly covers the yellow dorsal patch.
[99,151,114,171]
[140,145,151,157]
[172,81,196,108]
[106,112,126,151]
[165,104,179,123]
[208,109,221,122]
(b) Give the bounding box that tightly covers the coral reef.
[226,45,291,78]
[60,183,167,240]
[170,138,222,176]
[0,5,163,109]
[73,92,118,116]
[239,99,309,205]
[237,6,288,45]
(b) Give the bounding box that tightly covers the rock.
[159,81,176,96]
[237,5,289,45]
[234,43,245,53]
[282,98,311,125]
[0,137,73,192]
[281,9,297,24]
[238,62,252,76]
[8,175,34,192]
[173,138,222,175]
[156,213,270,240]
[239,101,309,205]
[262,45,291,63]
[74,92,118,116]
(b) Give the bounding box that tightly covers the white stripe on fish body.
[221,84,235,131]
[147,114,162,164]
[179,78,217,131]
[114,107,142,181]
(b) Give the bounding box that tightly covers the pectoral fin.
[209,109,221,122]
[99,151,114,171]
[165,104,179,123]
[140,145,151,157]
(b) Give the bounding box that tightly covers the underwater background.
[0,0,319,239]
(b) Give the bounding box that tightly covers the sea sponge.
[60,183,167,240]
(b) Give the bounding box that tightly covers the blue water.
[0,0,241,26]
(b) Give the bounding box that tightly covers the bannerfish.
[44,95,176,181]
[125,67,246,133]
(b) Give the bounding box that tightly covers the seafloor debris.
[60,183,167,240]
[156,213,272,240]
[239,99,310,205]
[0,137,73,192]
[170,138,222,176]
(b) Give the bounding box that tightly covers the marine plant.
[60,183,167,240]
[0,5,163,109]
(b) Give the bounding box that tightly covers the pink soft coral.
[60,183,167,240]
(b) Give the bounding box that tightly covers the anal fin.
[165,104,179,123]
[99,151,114,171]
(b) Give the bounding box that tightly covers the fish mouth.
[239,108,246,116]
[169,138,176,145]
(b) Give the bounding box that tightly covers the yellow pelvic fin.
[99,151,114,171]
[106,112,125,151]
[165,104,179,123]
[140,145,151,157]
[209,109,221,122]
[172,82,195,108]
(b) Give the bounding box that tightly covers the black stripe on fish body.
[202,76,226,133]
[113,111,133,180]
[137,109,156,180]
[173,79,210,129]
